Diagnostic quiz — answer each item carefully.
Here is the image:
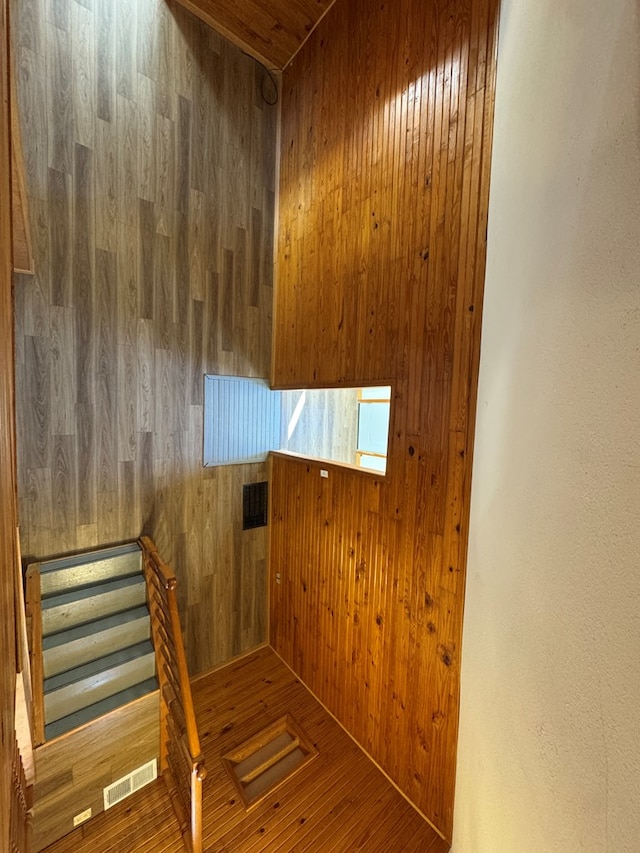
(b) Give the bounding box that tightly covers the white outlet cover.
[73,808,92,827]
[320,469,329,478]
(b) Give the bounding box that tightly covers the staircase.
[27,542,158,742]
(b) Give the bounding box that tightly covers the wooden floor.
[44,646,447,852]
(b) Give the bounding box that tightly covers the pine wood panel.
[44,647,447,853]
[1,0,21,850]
[12,0,277,676]
[271,0,500,840]
[171,0,337,71]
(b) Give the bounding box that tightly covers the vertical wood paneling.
[271,0,500,840]
[1,2,21,850]
[13,0,277,675]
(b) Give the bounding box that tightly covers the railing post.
[191,762,205,853]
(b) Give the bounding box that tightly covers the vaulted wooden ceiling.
[172,0,336,69]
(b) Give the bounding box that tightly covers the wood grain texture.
[271,0,500,840]
[140,536,204,853]
[10,54,34,273]
[1,1,22,851]
[12,0,277,675]
[171,0,337,71]
[32,691,160,852]
[24,566,44,746]
[43,777,184,853]
[43,647,447,853]
[10,737,32,853]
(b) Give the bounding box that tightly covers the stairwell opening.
[221,715,318,810]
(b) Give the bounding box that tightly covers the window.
[356,387,391,474]
[203,375,392,475]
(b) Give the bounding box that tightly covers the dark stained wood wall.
[172,0,337,70]
[1,1,20,848]
[12,0,277,675]
[270,0,500,839]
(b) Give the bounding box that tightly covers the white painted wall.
[453,1,640,851]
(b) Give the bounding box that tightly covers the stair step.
[42,606,151,678]
[44,640,156,724]
[44,677,158,742]
[38,542,142,598]
[41,574,147,636]
[38,542,142,599]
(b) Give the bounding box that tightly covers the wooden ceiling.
[172,0,336,70]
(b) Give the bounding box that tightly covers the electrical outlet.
[320,469,328,478]
[276,572,281,584]
[73,807,92,827]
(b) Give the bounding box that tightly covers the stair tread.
[38,542,141,574]
[41,573,145,611]
[44,640,155,692]
[44,678,159,742]
[41,577,148,638]
[40,546,143,599]
[42,605,150,650]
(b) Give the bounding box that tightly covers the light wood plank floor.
[44,646,448,852]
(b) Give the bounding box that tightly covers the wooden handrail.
[139,537,205,853]
[24,566,44,747]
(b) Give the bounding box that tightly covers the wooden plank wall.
[270,0,500,840]
[33,692,159,852]
[12,0,277,675]
[172,0,336,70]
[1,0,20,849]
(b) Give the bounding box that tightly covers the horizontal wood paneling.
[43,647,447,852]
[12,0,277,675]
[271,0,500,840]
[172,0,337,71]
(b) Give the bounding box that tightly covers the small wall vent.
[243,481,268,530]
[103,758,157,810]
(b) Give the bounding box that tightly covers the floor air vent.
[103,758,157,810]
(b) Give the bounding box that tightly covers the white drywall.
[454,1,640,851]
